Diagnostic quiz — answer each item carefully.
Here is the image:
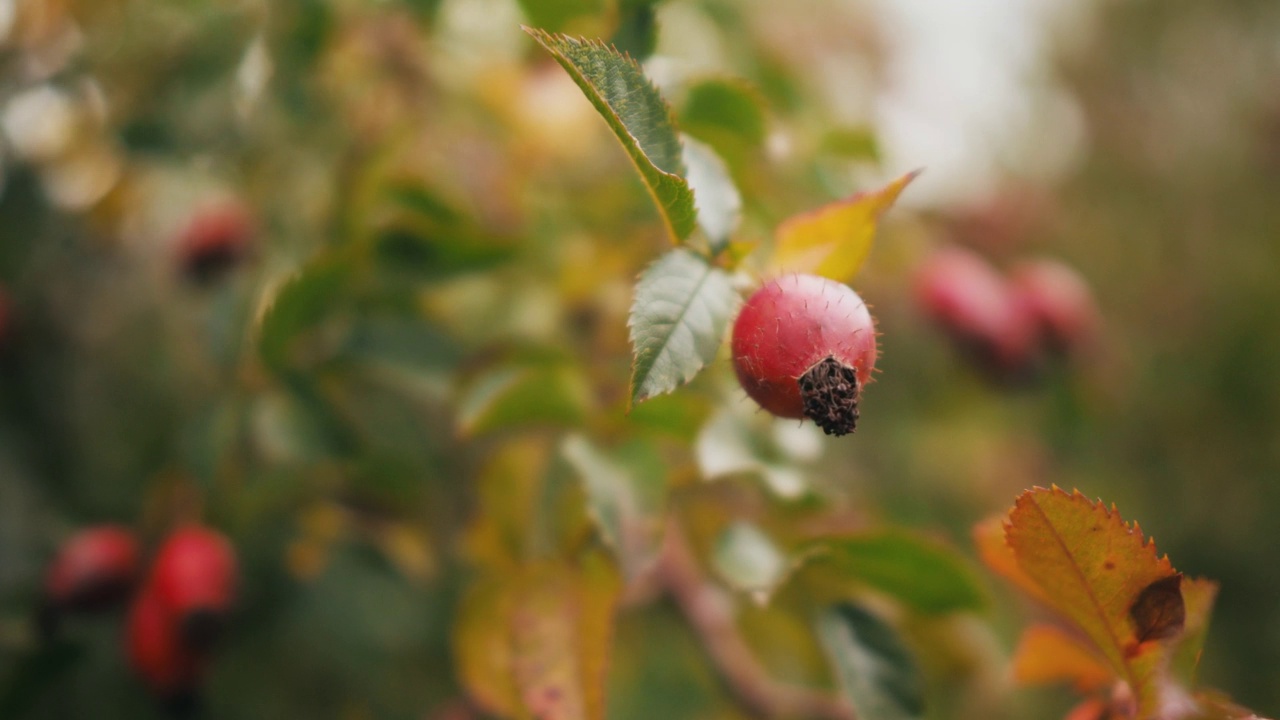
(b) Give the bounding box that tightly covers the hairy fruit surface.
[731,274,877,436]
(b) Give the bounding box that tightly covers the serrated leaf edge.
[1005,485,1176,707]
[626,251,734,406]
[524,27,694,242]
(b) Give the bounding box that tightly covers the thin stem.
[656,521,856,720]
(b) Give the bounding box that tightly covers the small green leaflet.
[561,434,667,580]
[525,27,697,243]
[817,604,925,720]
[628,249,737,405]
[258,256,352,376]
[682,134,741,253]
[799,530,987,615]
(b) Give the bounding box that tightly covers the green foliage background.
[0,0,1278,718]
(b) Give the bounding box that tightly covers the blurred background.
[0,0,1277,718]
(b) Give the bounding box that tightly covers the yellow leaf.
[513,552,620,720]
[1006,487,1179,718]
[454,553,621,720]
[454,574,525,718]
[461,438,552,571]
[1012,624,1113,692]
[768,169,920,282]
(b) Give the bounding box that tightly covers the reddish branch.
[655,522,857,720]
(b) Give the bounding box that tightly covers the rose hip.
[731,274,877,436]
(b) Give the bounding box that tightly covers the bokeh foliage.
[0,0,1277,719]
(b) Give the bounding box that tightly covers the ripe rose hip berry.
[39,524,140,639]
[913,245,1036,375]
[176,199,255,283]
[1009,258,1099,357]
[150,526,238,653]
[732,274,877,436]
[44,525,140,612]
[127,586,205,714]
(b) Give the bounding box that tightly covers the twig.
[656,521,856,720]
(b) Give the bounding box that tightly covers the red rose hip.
[1009,258,1099,356]
[127,586,205,711]
[150,526,238,652]
[913,245,1037,375]
[731,274,877,436]
[45,525,140,613]
[176,199,255,283]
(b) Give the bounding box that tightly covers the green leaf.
[525,28,697,242]
[712,521,787,597]
[820,126,881,162]
[622,391,711,441]
[457,364,592,436]
[258,256,353,376]
[609,1,659,61]
[680,78,767,149]
[682,134,741,253]
[517,0,605,33]
[372,228,514,283]
[799,530,987,615]
[561,434,667,580]
[817,603,925,720]
[370,184,516,284]
[628,249,737,404]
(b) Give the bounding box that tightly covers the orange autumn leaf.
[1063,698,1114,720]
[1006,487,1180,718]
[973,514,1051,606]
[767,169,920,282]
[1012,624,1114,692]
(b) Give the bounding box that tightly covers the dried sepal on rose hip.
[731,274,877,436]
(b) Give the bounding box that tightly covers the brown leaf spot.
[1129,574,1185,643]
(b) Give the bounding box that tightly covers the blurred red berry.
[176,199,255,283]
[150,526,238,652]
[44,525,140,615]
[732,274,878,436]
[1009,258,1100,357]
[913,245,1038,377]
[127,586,205,712]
